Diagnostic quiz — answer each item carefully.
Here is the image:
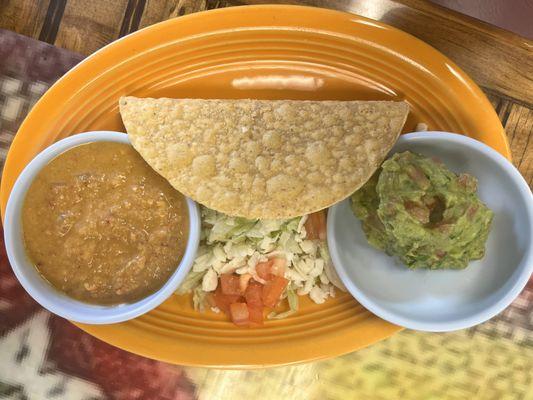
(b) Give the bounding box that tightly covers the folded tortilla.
[120,97,409,219]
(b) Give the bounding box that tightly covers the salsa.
[22,141,189,305]
[351,151,493,269]
[177,208,334,327]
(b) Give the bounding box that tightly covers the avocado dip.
[351,151,493,269]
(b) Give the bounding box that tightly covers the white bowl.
[4,131,201,324]
[328,132,533,332]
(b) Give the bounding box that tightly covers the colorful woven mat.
[0,29,531,400]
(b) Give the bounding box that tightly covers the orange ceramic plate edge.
[76,312,401,369]
[0,5,510,368]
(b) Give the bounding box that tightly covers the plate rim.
[0,5,510,367]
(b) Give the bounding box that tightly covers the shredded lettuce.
[320,245,346,291]
[177,207,341,317]
[176,270,206,295]
[192,286,207,311]
[267,288,299,320]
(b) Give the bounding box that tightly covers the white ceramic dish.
[3,131,201,324]
[328,132,533,332]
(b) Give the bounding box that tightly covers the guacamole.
[351,151,493,269]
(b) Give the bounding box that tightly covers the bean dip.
[22,141,189,305]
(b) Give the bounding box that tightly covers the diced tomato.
[245,281,263,307]
[435,222,452,234]
[305,210,327,240]
[230,302,249,326]
[239,273,252,293]
[248,304,264,326]
[270,258,286,277]
[458,173,477,192]
[407,165,430,189]
[211,286,242,314]
[256,258,286,281]
[367,213,385,231]
[304,215,316,239]
[404,200,430,224]
[220,274,242,295]
[262,276,289,308]
[256,259,274,280]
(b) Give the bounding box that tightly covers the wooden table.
[1,1,532,399]
[2,0,532,185]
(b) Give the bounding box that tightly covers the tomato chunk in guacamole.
[351,151,493,269]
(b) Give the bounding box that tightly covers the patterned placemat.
[0,28,531,400]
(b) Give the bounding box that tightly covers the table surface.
[0,1,532,400]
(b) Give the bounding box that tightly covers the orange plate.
[0,5,509,368]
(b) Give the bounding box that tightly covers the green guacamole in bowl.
[351,151,493,269]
